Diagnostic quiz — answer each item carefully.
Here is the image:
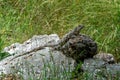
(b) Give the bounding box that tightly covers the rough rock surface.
[82,58,120,80]
[93,53,115,64]
[0,34,75,80]
[3,34,60,55]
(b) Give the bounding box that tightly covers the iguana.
[8,25,84,62]
[7,24,97,66]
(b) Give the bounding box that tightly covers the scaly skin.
[9,25,97,65]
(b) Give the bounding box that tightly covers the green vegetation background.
[0,0,120,61]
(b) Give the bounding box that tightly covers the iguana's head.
[74,25,84,35]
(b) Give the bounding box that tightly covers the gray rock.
[82,58,120,80]
[0,34,75,80]
[3,34,60,55]
[93,53,115,64]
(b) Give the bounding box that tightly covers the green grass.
[0,0,120,79]
[0,35,10,60]
[0,0,119,56]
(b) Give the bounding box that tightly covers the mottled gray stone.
[93,53,115,64]
[3,34,60,55]
[0,34,75,80]
[82,58,120,80]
